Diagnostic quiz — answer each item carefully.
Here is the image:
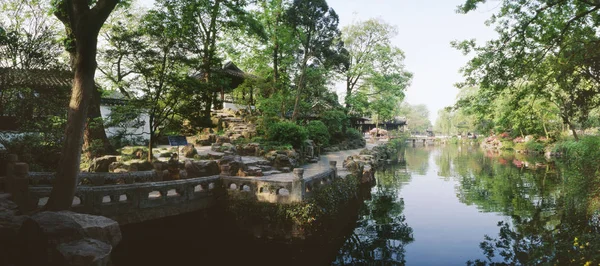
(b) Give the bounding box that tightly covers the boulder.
[18,211,121,266]
[55,238,112,266]
[219,143,236,153]
[182,144,197,158]
[108,162,125,173]
[88,156,117,173]
[218,155,245,176]
[208,151,225,160]
[128,161,154,171]
[237,143,261,156]
[238,166,263,177]
[184,160,219,178]
[131,148,148,160]
[216,136,230,144]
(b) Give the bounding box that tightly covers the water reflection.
[334,165,414,265]
[429,144,600,265]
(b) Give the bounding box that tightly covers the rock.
[88,156,117,173]
[208,151,225,160]
[196,139,212,146]
[131,148,148,160]
[216,136,230,144]
[218,155,245,175]
[55,238,112,266]
[182,144,197,158]
[128,161,154,171]
[219,143,236,153]
[239,166,263,177]
[18,211,121,266]
[108,162,125,173]
[237,143,261,156]
[152,161,168,171]
[184,160,219,178]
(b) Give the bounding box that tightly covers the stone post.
[329,161,337,178]
[291,168,305,202]
[220,164,231,176]
[6,154,32,211]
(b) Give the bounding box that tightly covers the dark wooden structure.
[194,62,257,109]
[0,68,71,131]
[353,116,408,133]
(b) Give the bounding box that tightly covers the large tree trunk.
[83,86,116,160]
[46,0,119,211]
[45,31,98,211]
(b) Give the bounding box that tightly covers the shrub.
[320,110,347,140]
[306,121,330,147]
[0,133,61,171]
[553,136,600,170]
[266,121,308,148]
[345,128,362,140]
[524,140,545,153]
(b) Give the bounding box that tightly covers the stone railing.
[28,175,221,225]
[28,171,161,186]
[4,153,344,224]
[222,161,339,203]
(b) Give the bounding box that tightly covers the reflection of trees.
[404,147,431,175]
[334,165,414,265]
[452,152,600,265]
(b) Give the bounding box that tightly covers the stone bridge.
[1,154,341,225]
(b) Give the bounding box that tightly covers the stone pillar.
[293,168,304,180]
[6,157,32,211]
[291,168,305,202]
[329,161,337,178]
[220,164,231,176]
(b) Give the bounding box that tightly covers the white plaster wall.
[100,105,150,141]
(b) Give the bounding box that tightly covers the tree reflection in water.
[434,145,600,265]
[334,165,414,265]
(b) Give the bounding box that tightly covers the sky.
[138,0,498,124]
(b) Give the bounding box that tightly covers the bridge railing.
[222,161,339,203]
[28,175,221,224]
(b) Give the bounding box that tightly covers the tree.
[0,0,64,69]
[342,19,411,116]
[454,0,600,141]
[286,0,341,121]
[399,103,431,135]
[45,0,121,211]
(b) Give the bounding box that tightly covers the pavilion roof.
[0,67,72,89]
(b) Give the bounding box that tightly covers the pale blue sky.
[138,0,498,123]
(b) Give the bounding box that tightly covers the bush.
[320,110,347,140]
[345,128,362,140]
[0,133,61,171]
[266,121,308,148]
[553,136,600,170]
[306,121,330,147]
[525,140,545,153]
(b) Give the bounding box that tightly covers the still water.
[113,145,600,265]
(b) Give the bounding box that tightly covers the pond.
[112,144,600,266]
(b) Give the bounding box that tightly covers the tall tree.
[45,0,120,211]
[0,0,63,69]
[286,0,341,121]
[455,0,600,140]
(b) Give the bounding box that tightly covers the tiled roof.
[0,68,72,88]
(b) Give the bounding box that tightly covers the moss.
[225,175,360,237]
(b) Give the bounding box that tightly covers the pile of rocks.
[0,194,122,266]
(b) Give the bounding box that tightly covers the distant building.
[0,67,149,141]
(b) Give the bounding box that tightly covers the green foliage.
[345,128,362,140]
[342,19,412,118]
[0,134,61,171]
[226,174,361,235]
[266,121,308,148]
[554,136,600,174]
[455,0,600,138]
[306,120,330,147]
[320,110,347,141]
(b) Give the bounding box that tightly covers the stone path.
[256,143,377,182]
